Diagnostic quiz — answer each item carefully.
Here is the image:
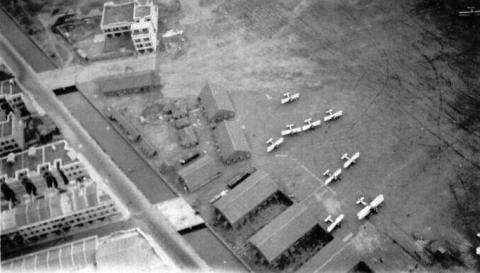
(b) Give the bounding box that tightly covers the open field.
[153,0,479,271]
[26,0,480,271]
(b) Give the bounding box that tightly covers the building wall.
[101,23,131,37]
[101,1,159,54]
[0,114,24,156]
[221,150,250,165]
[1,199,119,244]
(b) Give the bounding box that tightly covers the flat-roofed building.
[0,140,87,204]
[97,70,161,97]
[101,0,159,53]
[178,155,221,192]
[214,170,284,229]
[248,203,328,267]
[199,82,235,123]
[1,228,178,272]
[0,179,120,246]
[0,113,24,157]
[0,78,27,116]
[213,120,250,165]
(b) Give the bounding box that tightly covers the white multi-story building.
[100,0,159,54]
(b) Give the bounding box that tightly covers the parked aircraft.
[267,137,284,153]
[281,92,300,104]
[341,152,360,169]
[324,109,343,122]
[458,6,480,16]
[323,168,342,185]
[324,214,344,233]
[355,194,384,220]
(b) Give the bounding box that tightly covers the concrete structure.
[1,228,177,272]
[0,179,120,245]
[156,198,204,233]
[214,170,284,229]
[248,203,326,267]
[0,112,24,156]
[101,0,159,53]
[199,82,235,123]
[213,120,251,164]
[97,70,161,97]
[0,140,87,204]
[1,78,24,113]
[178,155,221,192]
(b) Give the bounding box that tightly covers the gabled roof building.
[198,82,235,123]
[213,120,250,165]
[213,170,283,228]
[248,203,322,266]
[178,155,221,192]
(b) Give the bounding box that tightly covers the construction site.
[1,0,479,272]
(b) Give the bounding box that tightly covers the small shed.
[178,155,220,192]
[198,82,235,123]
[213,120,250,165]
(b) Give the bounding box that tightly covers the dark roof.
[98,71,161,93]
[178,155,219,191]
[102,2,135,26]
[248,203,318,262]
[199,82,234,120]
[214,170,279,225]
[213,120,249,160]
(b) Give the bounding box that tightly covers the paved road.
[0,8,56,72]
[0,35,208,270]
[59,91,176,203]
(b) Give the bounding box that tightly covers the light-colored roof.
[0,79,22,98]
[0,140,78,180]
[199,82,235,121]
[1,236,98,272]
[248,203,318,262]
[1,228,176,272]
[214,170,279,225]
[1,181,102,232]
[178,155,219,191]
[102,2,135,26]
[213,120,249,160]
[156,197,204,231]
[96,229,173,273]
[98,71,161,93]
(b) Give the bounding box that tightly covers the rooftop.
[134,5,151,18]
[178,155,219,191]
[0,112,14,138]
[0,140,79,180]
[248,203,318,262]
[1,180,107,232]
[156,197,204,232]
[214,169,280,225]
[97,70,161,93]
[1,228,175,272]
[0,79,22,98]
[199,82,235,121]
[213,120,250,159]
[102,2,135,26]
